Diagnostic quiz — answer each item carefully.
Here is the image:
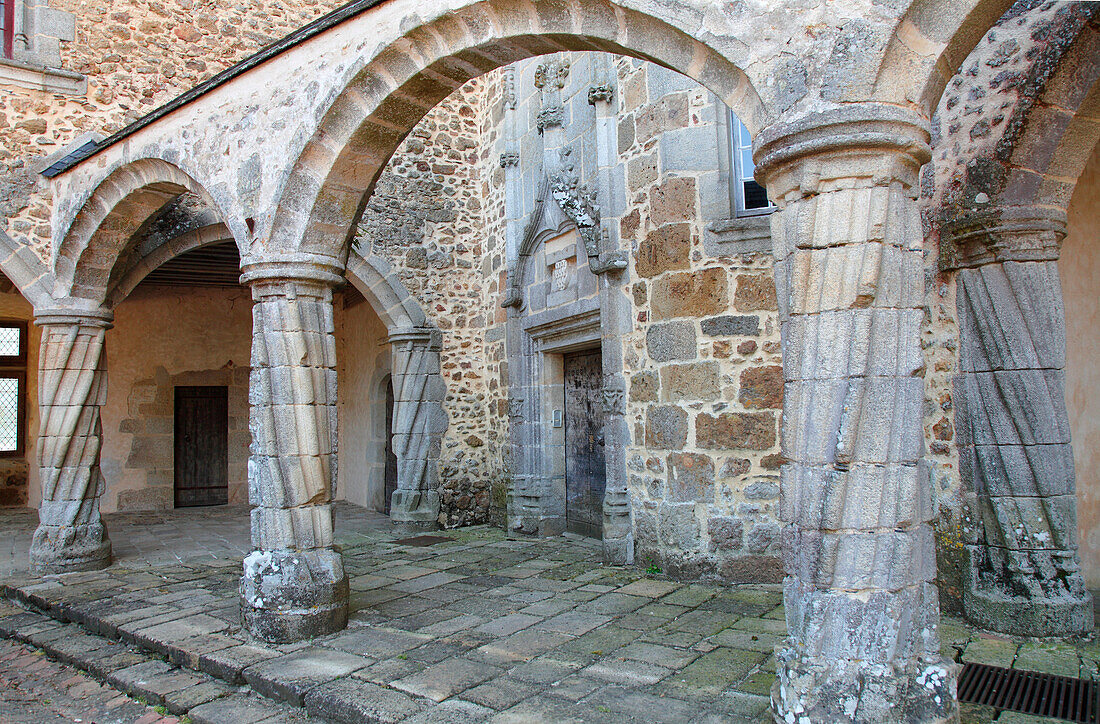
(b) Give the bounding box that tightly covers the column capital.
[33,304,113,329]
[239,253,345,288]
[388,326,442,350]
[753,104,931,204]
[941,204,1067,270]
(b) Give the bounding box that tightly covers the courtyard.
[0,504,1093,723]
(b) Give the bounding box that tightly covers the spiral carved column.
[756,106,957,723]
[388,327,446,532]
[945,206,1092,637]
[239,260,347,642]
[29,307,113,574]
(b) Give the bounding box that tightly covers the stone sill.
[0,57,86,95]
[704,215,773,257]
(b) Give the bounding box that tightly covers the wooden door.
[174,386,228,507]
[564,349,606,538]
[383,377,398,515]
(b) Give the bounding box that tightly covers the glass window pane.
[0,326,19,357]
[735,117,751,148]
[740,149,755,178]
[0,377,19,452]
[744,180,771,210]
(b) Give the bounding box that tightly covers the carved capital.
[536,106,564,134]
[753,104,931,205]
[534,60,569,90]
[587,84,613,105]
[940,204,1066,270]
[34,304,113,329]
[239,253,345,288]
[508,397,525,418]
[499,151,519,168]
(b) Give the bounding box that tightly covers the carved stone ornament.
[601,387,626,415]
[587,84,613,105]
[508,397,525,418]
[502,66,516,110]
[590,250,629,275]
[533,59,569,90]
[536,106,564,134]
[499,151,519,168]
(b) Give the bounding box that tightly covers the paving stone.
[537,611,612,636]
[617,641,700,669]
[473,613,541,637]
[472,629,572,666]
[401,699,493,723]
[462,676,540,709]
[661,647,767,698]
[391,656,501,702]
[1014,640,1082,678]
[303,677,426,723]
[321,626,432,658]
[243,647,372,705]
[583,656,676,686]
[189,692,300,724]
[962,636,1019,668]
[199,642,283,683]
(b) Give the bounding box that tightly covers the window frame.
[729,111,775,218]
[1,0,13,60]
[0,320,27,458]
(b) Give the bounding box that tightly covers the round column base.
[240,548,349,643]
[964,582,1093,637]
[772,650,959,724]
[29,523,112,574]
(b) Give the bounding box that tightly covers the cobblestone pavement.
[0,637,179,723]
[0,504,1096,723]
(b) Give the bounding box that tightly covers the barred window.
[0,321,27,456]
[730,112,774,217]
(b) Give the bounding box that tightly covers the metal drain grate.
[392,534,455,547]
[958,662,1100,723]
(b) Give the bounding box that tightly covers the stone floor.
[0,503,1097,723]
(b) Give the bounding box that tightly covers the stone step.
[0,597,325,722]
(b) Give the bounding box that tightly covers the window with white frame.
[0,321,26,457]
[730,112,774,217]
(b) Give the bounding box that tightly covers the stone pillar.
[387,327,445,532]
[239,260,347,643]
[754,105,957,723]
[944,205,1092,637]
[29,307,113,574]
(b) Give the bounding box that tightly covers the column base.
[389,490,440,532]
[240,548,348,643]
[772,650,959,724]
[29,523,112,574]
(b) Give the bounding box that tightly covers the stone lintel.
[941,204,1067,270]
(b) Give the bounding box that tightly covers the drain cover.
[392,535,455,547]
[958,662,1099,723]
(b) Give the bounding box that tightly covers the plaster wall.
[1063,142,1100,588]
[92,283,252,514]
[334,292,391,512]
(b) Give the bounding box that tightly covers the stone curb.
[0,583,441,722]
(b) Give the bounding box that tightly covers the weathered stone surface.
[667,453,715,503]
[660,362,719,402]
[645,406,688,450]
[734,274,778,312]
[650,268,727,320]
[700,315,759,336]
[695,412,775,450]
[628,370,659,402]
[303,677,425,723]
[645,322,696,363]
[634,223,690,278]
[738,366,783,409]
[243,647,371,706]
[649,177,697,226]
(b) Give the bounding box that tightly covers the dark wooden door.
[174,386,228,507]
[383,377,397,515]
[564,350,605,539]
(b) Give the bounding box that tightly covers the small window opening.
[731,112,774,217]
[0,321,27,457]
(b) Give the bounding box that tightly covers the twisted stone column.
[387,328,446,531]
[945,206,1091,636]
[240,260,347,642]
[29,307,113,574]
[755,105,957,723]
